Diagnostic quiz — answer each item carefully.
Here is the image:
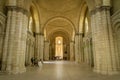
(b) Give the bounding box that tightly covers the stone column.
[6,9,17,73]
[70,41,75,61]
[25,40,29,65]
[35,33,44,61]
[0,30,4,65]
[49,45,52,60]
[11,10,23,74]
[19,14,28,73]
[40,34,44,61]
[91,6,119,75]
[2,10,11,70]
[88,38,94,66]
[75,34,79,62]
[75,33,84,63]
[0,13,6,61]
[44,41,50,61]
[2,6,28,74]
[27,40,32,65]
[27,42,31,65]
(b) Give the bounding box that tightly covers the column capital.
[44,40,49,43]
[90,6,111,15]
[0,12,6,23]
[70,40,75,43]
[75,32,83,36]
[6,6,29,16]
[35,32,44,36]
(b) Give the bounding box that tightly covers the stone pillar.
[19,14,28,73]
[49,45,52,60]
[6,9,17,73]
[40,34,44,61]
[70,41,75,61]
[27,42,31,65]
[2,9,11,70]
[35,35,39,59]
[44,41,50,61]
[91,6,119,75]
[2,6,28,74]
[88,38,94,66]
[75,34,79,62]
[0,29,4,67]
[75,33,84,63]
[0,13,6,70]
[35,33,44,61]
[25,40,29,65]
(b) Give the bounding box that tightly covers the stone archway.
[48,31,70,61]
[43,17,75,61]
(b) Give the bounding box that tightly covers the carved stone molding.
[0,12,6,25]
[75,32,83,35]
[90,6,110,15]
[35,32,44,36]
[111,9,120,32]
[6,6,29,16]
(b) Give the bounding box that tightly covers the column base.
[70,57,75,61]
[6,65,12,73]
[1,64,6,71]
[11,67,19,74]
[19,67,26,73]
[93,68,119,75]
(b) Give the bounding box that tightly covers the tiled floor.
[0,61,120,80]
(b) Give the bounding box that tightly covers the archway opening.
[43,17,75,61]
[55,36,63,60]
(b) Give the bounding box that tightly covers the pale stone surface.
[1,61,120,80]
[44,41,50,61]
[0,0,120,76]
[70,41,75,61]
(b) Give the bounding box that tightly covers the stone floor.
[0,61,120,80]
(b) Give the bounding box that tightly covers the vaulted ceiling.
[31,0,107,41]
[37,0,82,12]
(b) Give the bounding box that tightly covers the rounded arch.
[112,10,120,32]
[113,19,120,32]
[49,30,70,61]
[43,16,76,33]
[78,1,88,33]
[43,16,75,41]
[48,29,70,42]
[47,28,71,40]
[84,0,111,11]
[84,0,95,11]
[29,2,41,33]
